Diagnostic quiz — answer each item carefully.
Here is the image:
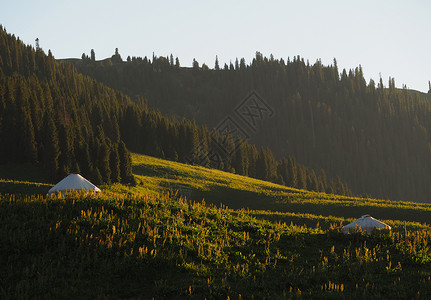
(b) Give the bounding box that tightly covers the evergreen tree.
[318,169,328,193]
[192,58,199,70]
[298,167,307,190]
[234,138,249,176]
[92,167,103,186]
[91,49,95,62]
[118,140,134,184]
[286,157,298,188]
[96,125,111,184]
[41,113,60,179]
[58,124,74,177]
[307,170,319,192]
[14,77,37,162]
[110,143,121,183]
[112,48,122,63]
[240,58,246,70]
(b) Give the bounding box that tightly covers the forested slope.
[0,27,134,184]
[71,50,431,202]
[0,27,350,195]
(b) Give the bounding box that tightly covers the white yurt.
[342,215,391,234]
[48,173,101,196]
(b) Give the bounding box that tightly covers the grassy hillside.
[2,153,431,298]
[3,152,431,226]
[109,153,431,226]
[1,190,431,298]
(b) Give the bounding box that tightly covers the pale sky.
[2,0,430,92]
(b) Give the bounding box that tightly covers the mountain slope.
[0,26,135,184]
[2,152,431,298]
[107,153,431,225]
[0,26,352,198]
[70,51,431,202]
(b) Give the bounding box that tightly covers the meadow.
[125,154,431,226]
[1,153,431,298]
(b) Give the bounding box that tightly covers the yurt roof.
[342,215,391,234]
[48,173,101,194]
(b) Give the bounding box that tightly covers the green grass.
[0,179,52,196]
[107,153,431,226]
[2,153,431,298]
[1,192,431,299]
[2,153,431,228]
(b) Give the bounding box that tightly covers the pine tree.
[92,167,103,186]
[334,176,345,195]
[14,77,37,163]
[76,141,92,177]
[307,170,319,192]
[234,139,248,176]
[318,169,327,193]
[91,49,95,62]
[96,125,111,184]
[240,58,246,70]
[112,48,122,63]
[110,143,121,183]
[192,58,199,70]
[41,113,60,179]
[286,157,298,188]
[215,55,220,71]
[58,124,74,177]
[118,140,134,184]
[298,167,307,190]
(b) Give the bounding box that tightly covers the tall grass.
[2,153,431,298]
[2,192,431,298]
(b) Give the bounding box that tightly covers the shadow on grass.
[0,180,51,196]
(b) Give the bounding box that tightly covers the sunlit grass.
[2,153,431,298]
[2,191,431,298]
[104,153,431,225]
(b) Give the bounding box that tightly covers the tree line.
[71,49,431,202]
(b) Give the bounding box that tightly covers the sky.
[1,0,430,92]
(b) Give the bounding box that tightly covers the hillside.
[2,152,431,298]
[70,51,431,203]
[0,26,353,199]
[4,152,430,227]
[118,154,431,226]
[0,26,135,185]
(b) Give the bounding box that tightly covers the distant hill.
[68,50,431,202]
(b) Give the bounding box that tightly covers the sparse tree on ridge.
[91,49,95,62]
